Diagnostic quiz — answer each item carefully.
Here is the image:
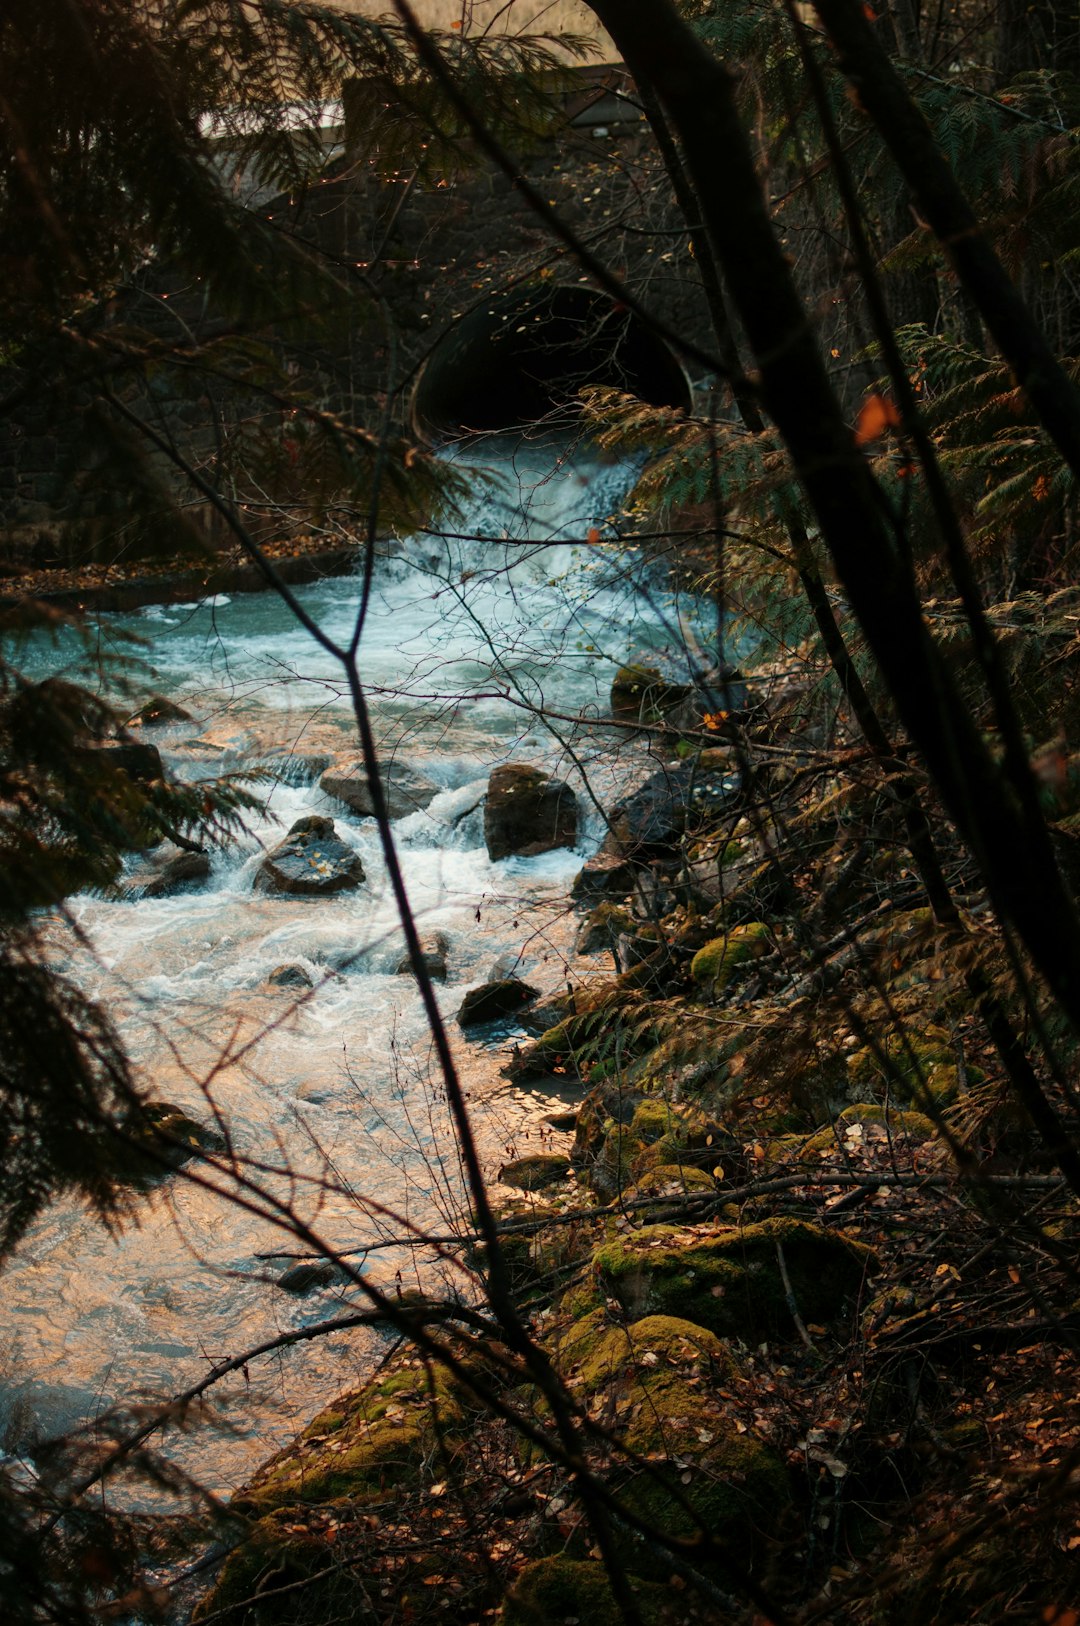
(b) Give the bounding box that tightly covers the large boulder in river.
[602,760,740,857]
[320,759,440,820]
[483,764,578,860]
[255,816,365,897]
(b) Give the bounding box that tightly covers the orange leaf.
[855,393,902,446]
[586,526,601,544]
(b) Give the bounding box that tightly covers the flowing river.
[2,432,725,1506]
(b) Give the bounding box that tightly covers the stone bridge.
[0,44,712,566]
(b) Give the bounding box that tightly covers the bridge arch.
[411,283,691,440]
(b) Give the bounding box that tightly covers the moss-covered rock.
[765,1104,939,1166]
[628,1163,716,1199]
[575,902,633,955]
[590,1120,646,1200]
[690,923,770,992]
[233,1363,464,1515]
[545,1311,788,1556]
[499,1152,571,1192]
[844,1027,978,1109]
[192,1507,351,1626]
[500,1557,685,1626]
[593,1217,876,1341]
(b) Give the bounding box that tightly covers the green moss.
[501,1557,677,1626]
[628,1163,716,1198]
[690,923,770,991]
[629,1099,679,1144]
[784,1104,940,1160]
[590,1121,646,1200]
[192,1508,349,1625]
[233,1363,464,1514]
[548,1312,788,1556]
[593,1217,876,1341]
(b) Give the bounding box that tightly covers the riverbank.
[0,532,371,620]
[180,657,1080,1624]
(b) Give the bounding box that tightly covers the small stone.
[395,932,449,982]
[457,977,538,1027]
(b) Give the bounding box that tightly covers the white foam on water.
[3,431,733,1503]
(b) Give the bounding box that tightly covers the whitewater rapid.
[1,432,729,1504]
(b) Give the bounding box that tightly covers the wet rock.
[132,695,192,726]
[277,1261,338,1295]
[500,1152,571,1191]
[395,932,449,982]
[255,816,365,897]
[320,759,440,820]
[92,740,164,783]
[609,661,691,722]
[267,963,314,990]
[457,976,538,1027]
[570,850,636,902]
[602,761,740,857]
[262,749,333,787]
[143,849,211,899]
[483,763,577,860]
[118,1100,226,1184]
[543,1108,579,1131]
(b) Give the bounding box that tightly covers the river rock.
[570,850,635,902]
[277,1261,339,1294]
[267,962,314,989]
[92,740,164,783]
[255,816,365,896]
[457,976,538,1027]
[395,932,449,982]
[320,759,440,820]
[132,695,192,726]
[609,661,690,722]
[602,760,740,857]
[119,1100,226,1184]
[138,849,211,899]
[500,1152,571,1191]
[483,763,578,860]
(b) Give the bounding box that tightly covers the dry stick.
[776,1240,816,1351]
[585,0,1080,1202]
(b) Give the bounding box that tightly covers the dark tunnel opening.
[411,285,692,440]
